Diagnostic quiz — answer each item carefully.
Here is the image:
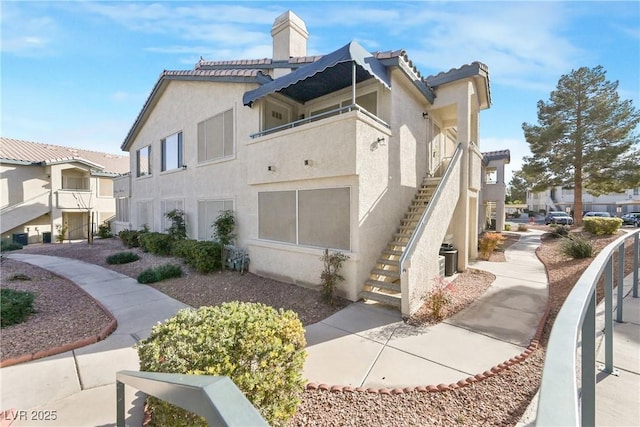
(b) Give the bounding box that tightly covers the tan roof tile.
[0,137,129,174]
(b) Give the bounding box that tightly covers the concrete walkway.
[303,232,548,388]
[1,254,189,426]
[3,231,634,426]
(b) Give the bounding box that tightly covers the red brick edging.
[0,283,118,369]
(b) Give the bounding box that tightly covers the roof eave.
[121,72,269,152]
[379,56,435,104]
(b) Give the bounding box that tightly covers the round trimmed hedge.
[136,302,307,426]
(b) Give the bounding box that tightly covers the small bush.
[97,222,113,239]
[174,240,222,273]
[166,209,187,241]
[550,224,570,238]
[155,264,182,280]
[425,276,451,321]
[1,289,35,327]
[136,302,307,427]
[139,232,174,255]
[1,240,23,252]
[583,217,622,235]
[137,269,161,284]
[320,249,349,305]
[137,264,182,284]
[504,223,512,231]
[479,232,506,260]
[119,229,141,248]
[560,235,594,259]
[106,252,140,265]
[517,224,528,232]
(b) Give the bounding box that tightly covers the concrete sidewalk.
[1,232,549,426]
[1,254,188,427]
[303,232,548,388]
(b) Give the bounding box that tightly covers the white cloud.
[0,5,58,56]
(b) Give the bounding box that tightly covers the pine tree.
[521,66,640,225]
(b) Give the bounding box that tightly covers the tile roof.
[482,149,511,163]
[0,137,129,174]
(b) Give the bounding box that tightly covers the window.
[115,198,129,222]
[197,109,234,163]
[62,172,89,190]
[198,199,234,240]
[162,132,183,171]
[137,146,151,177]
[258,187,350,250]
[98,178,113,197]
[161,199,184,232]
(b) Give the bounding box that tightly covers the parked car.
[583,211,611,218]
[545,211,574,225]
[621,212,640,227]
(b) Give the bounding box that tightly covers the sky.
[2,1,639,183]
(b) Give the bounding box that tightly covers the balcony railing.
[536,229,639,425]
[249,103,390,139]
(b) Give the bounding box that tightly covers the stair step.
[360,290,401,308]
[382,249,404,256]
[365,279,401,292]
[371,269,400,278]
[393,233,411,239]
[377,258,400,266]
[398,225,416,232]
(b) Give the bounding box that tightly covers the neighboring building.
[480,149,510,231]
[527,186,640,216]
[118,11,497,315]
[0,137,129,243]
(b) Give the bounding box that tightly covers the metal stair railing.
[116,370,268,427]
[399,143,463,275]
[536,229,640,426]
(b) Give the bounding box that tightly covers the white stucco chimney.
[271,11,308,78]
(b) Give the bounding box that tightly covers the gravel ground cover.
[2,229,636,425]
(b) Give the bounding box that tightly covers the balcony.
[247,107,391,185]
[55,189,94,210]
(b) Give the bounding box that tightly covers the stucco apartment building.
[527,186,640,216]
[117,11,506,316]
[1,137,129,243]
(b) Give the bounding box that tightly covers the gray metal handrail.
[399,143,463,273]
[116,370,268,426]
[536,229,640,426]
[249,103,390,139]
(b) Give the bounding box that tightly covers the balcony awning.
[243,41,391,106]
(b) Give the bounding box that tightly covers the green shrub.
[1,239,23,252]
[155,264,182,280]
[106,251,140,265]
[320,249,349,305]
[119,229,141,248]
[136,302,307,426]
[504,223,512,231]
[517,224,528,232]
[166,209,187,241]
[139,232,174,255]
[583,217,622,235]
[550,224,570,238]
[137,264,182,284]
[1,289,35,327]
[174,240,222,273]
[97,222,113,239]
[560,235,594,259]
[137,268,161,284]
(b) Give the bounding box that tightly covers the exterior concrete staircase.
[359,176,441,309]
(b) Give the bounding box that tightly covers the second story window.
[162,132,183,171]
[137,145,151,177]
[197,109,234,163]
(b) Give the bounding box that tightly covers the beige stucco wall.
[1,163,49,209]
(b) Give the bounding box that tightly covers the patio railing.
[536,229,639,425]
